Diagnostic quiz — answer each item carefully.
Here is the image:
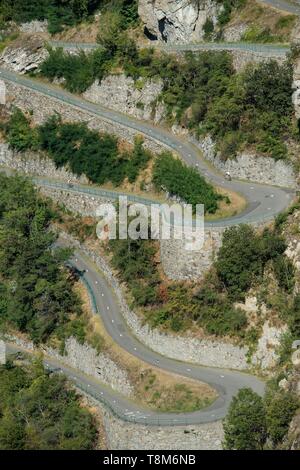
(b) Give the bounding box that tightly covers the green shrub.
[223,388,267,450]
[223,387,298,450]
[5,108,39,152]
[216,0,246,26]
[203,18,214,39]
[0,174,82,344]
[194,287,247,335]
[153,152,223,214]
[0,0,100,35]
[215,225,289,300]
[266,393,299,446]
[0,360,98,449]
[37,114,150,186]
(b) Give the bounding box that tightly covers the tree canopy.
[223,387,299,450]
[0,174,83,344]
[0,359,98,449]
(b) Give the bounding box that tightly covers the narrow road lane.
[6,248,265,425]
[0,67,295,227]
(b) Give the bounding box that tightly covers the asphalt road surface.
[0,64,294,426]
[0,67,295,228]
[260,0,300,14]
[49,40,290,56]
[5,248,266,426]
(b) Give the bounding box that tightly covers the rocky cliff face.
[138,0,220,43]
[0,35,48,74]
[83,74,164,122]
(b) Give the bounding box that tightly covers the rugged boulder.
[83,74,164,122]
[0,34,49,74]
[138,0,220,43]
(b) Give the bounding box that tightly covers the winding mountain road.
[260,0,300,14]
[0,67,295,228]
[0,63,295,426]
[6,248,265,426]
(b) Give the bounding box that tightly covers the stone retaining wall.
[160,228,224,281]
[0,143,89,184]
[83,74,164,123]
[0,143,225,281]
[60,232,250,370]
[39,186,113,216]
[230,49,285,71]
[45,337,134,397]
[0,340,6,365]
[3,80,167,156]
[84,394,223,450]
[5,334,133,397]
[191,134,297,189]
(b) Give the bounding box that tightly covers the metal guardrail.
[34,178,158,206]
[35,176,277,229]
[75,379,195,427]
[60,266,207,426]
[3,335,195,426]
[49,40,290,56]
[0,68,287,229]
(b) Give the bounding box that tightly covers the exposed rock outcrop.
[252,321,288,370]
[0,34,49,74]
[187,133,297,189]
[19,20,49,34]
[83,74,164,122]
[138,0,220,43]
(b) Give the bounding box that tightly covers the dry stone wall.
[60,232,250,370]
[19,20,49,34]
[3,80,167,156]
[0,143,89,184]
[89,394,224,450]
[45,337,134,397]
[230,49,285,71]
[0,143,225,282]
[160,228,223,281]
[4,334,133,397]
[0,340,6,365]
[83,74,164,123]
[190,134,297,189]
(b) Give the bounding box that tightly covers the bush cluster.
[0,360,98,449]
[41,38,294,161]
[223,386,299,450]
[0,174,85,344]
[0,0,138,34]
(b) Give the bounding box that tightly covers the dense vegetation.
[216,0,246,27]
[0,174,88,345]
[41,36,295,161]
[109,234,248,336]
[4,109,151,186]
[3,109,221,212]
[0,359,98,449]
[153,152,223,214]
[0,0,138,34]
[223,387,299,450]
[109,221,294,340]
[215,225,294,301]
